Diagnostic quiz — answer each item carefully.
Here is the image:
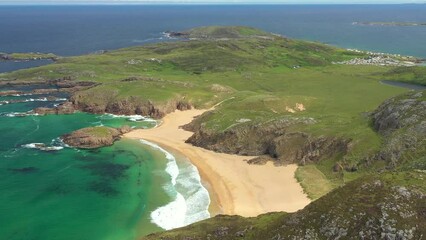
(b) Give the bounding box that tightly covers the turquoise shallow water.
[0,95,210,239]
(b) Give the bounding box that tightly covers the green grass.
[383,66,426,85]
[295,165,335,200]
[1,26,423,198]
[185,26,275,39]
[81,126,116,138]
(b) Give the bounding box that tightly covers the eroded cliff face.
[25,80,192,118]
[369,90,426,168]
[184,114,351,166]
[70,94,192,119]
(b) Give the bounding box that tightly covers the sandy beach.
[124,109,311,217]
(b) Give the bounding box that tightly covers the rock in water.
[61,126,131,149]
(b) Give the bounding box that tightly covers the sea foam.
[101,114,158,123]
[139,139,211,230]
[1,112,39,117]
[22,143,63,151]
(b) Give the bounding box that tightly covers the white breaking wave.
[138,139,211,230]
[22,143,63,151]
[11,93,33,97]
[1,112,39,117]
[0,98,66,105]
[139,139,178,185]
[175,160,211,226]
[51,137,70,148]
[101,113,158,123]
[22,143,44,149]
[25,97,48,102]
[21,138,67,152]
[162,32,178,40]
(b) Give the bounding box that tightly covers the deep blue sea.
[0,4,426,58]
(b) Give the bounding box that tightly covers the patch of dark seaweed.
[88,181,119,197]
[81,162,130,180]
[8,167,38,173]
[45,183,74,196]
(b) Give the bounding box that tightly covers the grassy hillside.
[1,26,424,199]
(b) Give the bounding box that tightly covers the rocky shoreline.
[4,78,423,173]
[183,114,352,167]
[0,78,194,119]
[0,52,58,62]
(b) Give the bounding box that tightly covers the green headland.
[1,26,425,239]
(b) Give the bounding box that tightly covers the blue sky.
[0,0,424,4]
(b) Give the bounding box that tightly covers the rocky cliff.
[15,79,192,119]
[184,114,351,166]
[70,93,192,119]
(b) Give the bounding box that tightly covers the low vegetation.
[1,26,425,237]
[295,165,336,200]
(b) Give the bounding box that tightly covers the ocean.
[1,4,426,72]
[0,86,210,239]
[0,4,425,240]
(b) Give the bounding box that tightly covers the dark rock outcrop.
[164,31,190,38]
[369,90,426,168]
[0,90,24,96]
[33,101,76,115]
[61,126,131,149]
[71,92,192,119]
[184,114,351,165]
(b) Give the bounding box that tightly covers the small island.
[61,126,132,149]
[353,21,426,27]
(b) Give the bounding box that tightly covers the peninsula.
[1,26,425,239]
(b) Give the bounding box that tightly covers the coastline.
[124,109,311,218]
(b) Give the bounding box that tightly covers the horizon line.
[0,2,425,5]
